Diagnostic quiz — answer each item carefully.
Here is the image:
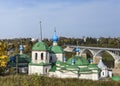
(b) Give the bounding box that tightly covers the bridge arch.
[80,48,95,56]
[94,50,116,60]
[94,50,115,68]
[80,49,95,63]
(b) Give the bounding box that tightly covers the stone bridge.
[64,45,120,68]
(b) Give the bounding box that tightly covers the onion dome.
[52,34,58,42]
[72,59,75,65]
[32,42,48,51]
[19,45,24,51]
[75,47,80,52]
[64,57,66,62]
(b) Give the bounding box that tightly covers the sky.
[0,0,120,39]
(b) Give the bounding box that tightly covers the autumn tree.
[0,41,8,74]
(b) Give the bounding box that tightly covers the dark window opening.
[46,68,47,73]
[35,53,37,60]
[41,53,43,60]
[50,56,52,62]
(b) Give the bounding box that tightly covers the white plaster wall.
[79,74,92,80]
[55,71,78,78]
[92,73,99,80]
[101,69,109,78]
[43,65,51,75]
[29,65,43,75]
[32,51,49,64]
[48,70,99,80]
[50,53,64,62]
[56,54,64,62]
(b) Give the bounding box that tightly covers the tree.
[0,41,8,74]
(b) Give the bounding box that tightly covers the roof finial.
[54,27,56,35]
[40,21,42,42]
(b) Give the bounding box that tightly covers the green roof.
[56,60,62,65]
[66,56,89,66]
[49,66,56,72]
[32,42,48,51]
[80,67,91,72]
[17,54,31,63]
[65,65,78,69]
[112,76,120,81]
[8,54,31,67]
[88,64,99,69]
[29,62,51,66]
[49,45,64,54]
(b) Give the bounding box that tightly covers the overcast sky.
[0,0,120,39]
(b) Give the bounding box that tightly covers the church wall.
[56,54,64,62]
[43,65,51,75]
[28,65,44,75]
[49,53,64,63]
[48,70,99,80]
[32,51,49,64]
[55,71,78,78]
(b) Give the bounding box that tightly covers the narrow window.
[46,68,47,73]
[41,53,43,60]
[50,56,52,62]
[35,53,37,60]
[46,53,47,60]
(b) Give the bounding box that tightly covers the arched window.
[41,53,43,60]
[35,53,37,60]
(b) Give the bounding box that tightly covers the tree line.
[0,37,120,56]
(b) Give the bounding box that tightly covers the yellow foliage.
[0,41,8,73]
[0,55,8,67]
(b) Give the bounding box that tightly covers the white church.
[28,31,112,80]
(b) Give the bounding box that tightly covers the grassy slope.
[0,75,120,86]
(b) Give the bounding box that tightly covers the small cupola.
[75,47,80,56]
[64,57,66,62]
[72,59,75,65]
[19,45,24,54]
[52,29,58,46]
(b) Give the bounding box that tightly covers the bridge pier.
[93,56,101,64]
[81,53,87,59]
[115,60,120,68]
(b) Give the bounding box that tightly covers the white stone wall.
[49,71,78,78]
[50,53,64,62]
[28,65,44,75]
[32,51,49,64]
[43,65,51,75]
[56,54,64,62]
[92,73,99,80]
[48,70,99,80]
[28,65,51,75]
